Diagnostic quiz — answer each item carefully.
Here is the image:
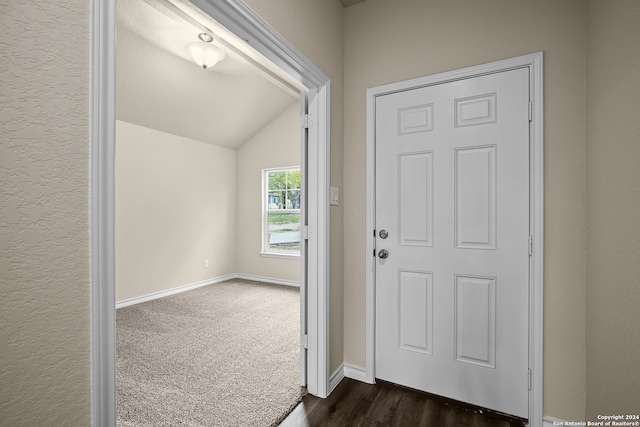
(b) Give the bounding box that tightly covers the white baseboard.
[329,364,345,394]
[327,363,369,395]
[234,273,300,288]
[344,363,369,383]
[543,416,567,427]
[116,273,298,308]
[116,274,271,308]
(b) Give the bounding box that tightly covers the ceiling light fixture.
[185,33,225,70]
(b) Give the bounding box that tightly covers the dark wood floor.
[278,378,527,427]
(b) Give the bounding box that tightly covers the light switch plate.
[330,186,339,206]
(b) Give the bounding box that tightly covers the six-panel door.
[375,68,530,418]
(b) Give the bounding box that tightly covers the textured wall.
[242,0,345,374]
[344,0,588,420]
[586,0,640,418]
[0,1,91,425]
[236,104,300,282]
[115,121,238,302]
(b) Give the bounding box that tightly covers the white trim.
[529,52,545,427]
[315,82,331,399]
[364,80,377,385]
[299,92,309,389]
[234,274,300,288]
[344,364,369,383]
[116,274,299,309]
[90,0,116,425]
[329,364,345,393]
[188,0,328,89]
[328,363,369,393]
[92,0,331,424]
[543,416,567,427]
[259,252,301,260]
[115,275,236,309]
[365,52,544,426]
[296,83,332,398]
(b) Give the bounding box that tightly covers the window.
[262,167,301,257]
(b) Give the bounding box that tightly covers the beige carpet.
[116,279,303,426]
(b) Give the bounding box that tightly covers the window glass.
[264,168,300,255]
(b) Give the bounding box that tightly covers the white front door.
[375,68,530,418]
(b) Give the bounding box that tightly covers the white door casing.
[90,0,332,425]
[365,52,544,426]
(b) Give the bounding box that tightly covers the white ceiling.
[116,0,301,149]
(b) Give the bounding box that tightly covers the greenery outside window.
[262,167,301,257]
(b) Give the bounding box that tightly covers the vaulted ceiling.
[116,0,302,149]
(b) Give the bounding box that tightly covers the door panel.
[375,68,530,418]
[455,274,496,368]
[455,145,496,249]
[399,152,434,246]
[398,270,434,355]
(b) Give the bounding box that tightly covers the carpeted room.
[116,279,302,426]
[114,0,306,424]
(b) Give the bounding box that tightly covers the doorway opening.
[90,0,331,424]
[114,0,305,422]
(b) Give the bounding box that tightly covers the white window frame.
[261,166,301,259]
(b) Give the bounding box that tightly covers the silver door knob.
[379,229,389,239]
[378,249,389,259]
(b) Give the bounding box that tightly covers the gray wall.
[236,104,301,282]
[586,0,640,418]
[115,121,237,302]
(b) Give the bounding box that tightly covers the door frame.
[90,0,331,425]
[364,52,543,426]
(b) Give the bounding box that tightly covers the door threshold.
[375,379,528,426]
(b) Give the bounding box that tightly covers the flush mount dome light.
[185,33,225,70]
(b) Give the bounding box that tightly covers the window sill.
[259,251,300,260]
